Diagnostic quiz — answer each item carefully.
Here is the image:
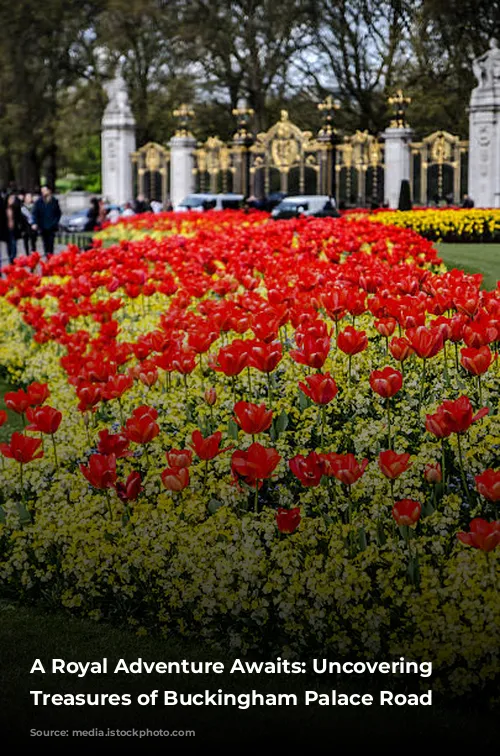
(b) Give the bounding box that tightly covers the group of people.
[0,186,61,264]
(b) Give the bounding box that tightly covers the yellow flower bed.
[369,208,500,242]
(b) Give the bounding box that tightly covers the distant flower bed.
[368,208,500,242]
[0,212,498,697]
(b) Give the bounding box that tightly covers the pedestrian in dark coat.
[32,185,61,257]
[5,193,23,264]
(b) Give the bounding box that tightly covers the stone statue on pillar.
[101,63,136,206]
[469,40,500,208]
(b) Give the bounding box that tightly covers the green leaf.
[357,526,367,551]
[227,418,239,440]
[298,390,311,411]
[208,498,224,514]
[275,409,289,436]
[17,502,31,525]
[0,506,5,524]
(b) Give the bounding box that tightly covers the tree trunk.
[45,143,58,190]
[17,148,40,191]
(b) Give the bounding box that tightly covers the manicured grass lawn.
[0,601,497,745]
[437,243,500,289]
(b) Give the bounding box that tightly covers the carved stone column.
[101,66,136,206]
[469,40,500,208]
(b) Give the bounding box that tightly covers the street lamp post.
[317,95,340,201]
[232,105,255,199]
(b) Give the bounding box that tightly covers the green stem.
[267,372,273,403]
[418,359,426,414]
[441,439,446,490]
[118,398,125,426]
[20,462,25,503]
[105,488,113,518]
[456,433,471,504]
[203,459,209,494]
[247,367,253,401]
[254,484,259,514]
[386,397,392,449]
[51,434,59,470]
[321,405,326,448]
[477,374,482,405]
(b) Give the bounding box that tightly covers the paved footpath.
[0,239,75,268]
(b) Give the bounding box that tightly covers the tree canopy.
[0,0,496,190]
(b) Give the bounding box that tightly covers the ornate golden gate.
[336,131,384,207]
[131,142,170,203]
[410,130,468,204]
[193,136,234,193]
[249,110,320,195]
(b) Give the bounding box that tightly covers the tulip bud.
[424,462,442,484]
[204,387,217,406]
[392,499,421,527]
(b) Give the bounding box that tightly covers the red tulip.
[165,449,193,468]
[80,453,117,489]
[191,430,228,460]
[0,432,44,463]
[231,442,281,487]
[0,410,7,426]
[101,373,134,400]
[204,387,217,406]
[439,395,488,435]
[475,469,500,502]
[324,453,368,485]
[124,405,160,444]
[233,401,273,435]
[276,507,301,534]
[76,383,101,412]
[210,343,248,376]
[457,519,500,552]
[4,389,31,415]
[389,336,413,362]
[289,452,325,487]
[369,367,403,398]
[26,382,50,406]
[290,334,330,369]
[298,372,338,405]
[248,341,282,373]
[161,466,190,492]
[392,499,421,527]
[375,317,397,338]
[424,462,442,484]
[116,471,143,502]
[378,450,411,480]
[460,346,493,376]
[406,326,443,359]
[25,405,62,435]
[425,406,452,438]
[337,326,368,356]
[97,429,132,458]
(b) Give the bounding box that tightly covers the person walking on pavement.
[32,185,61,257]
[5,193,23,264]
[19,191,37,254]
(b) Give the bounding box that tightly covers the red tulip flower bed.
[0,211,498,695]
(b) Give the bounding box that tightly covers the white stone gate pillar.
[101,66,136,206]
[381,90,413,209]
[169,135,197,208]
[469,40,500,208]
[381,127,413,209]
[169,105,197,208]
